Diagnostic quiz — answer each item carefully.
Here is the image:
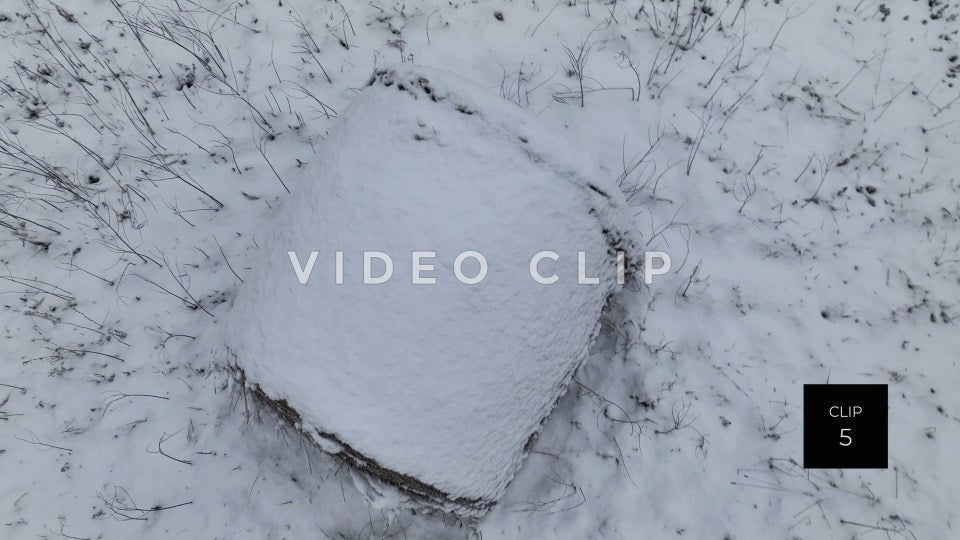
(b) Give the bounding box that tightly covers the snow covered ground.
[1,0,958,538]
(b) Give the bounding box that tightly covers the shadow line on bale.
[225,363,494,515]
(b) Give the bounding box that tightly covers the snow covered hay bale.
[216,66,641,515]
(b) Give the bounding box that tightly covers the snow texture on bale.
[216,66,640,514]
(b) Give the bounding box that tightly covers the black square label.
[804,384,887,469]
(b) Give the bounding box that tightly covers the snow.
[217,65,640,513]
[0,0,958,538]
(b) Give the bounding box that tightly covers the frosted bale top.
[218,66,640,514]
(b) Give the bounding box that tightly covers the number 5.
[839,428,852,447]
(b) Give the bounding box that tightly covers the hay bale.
[215,66,640,515]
